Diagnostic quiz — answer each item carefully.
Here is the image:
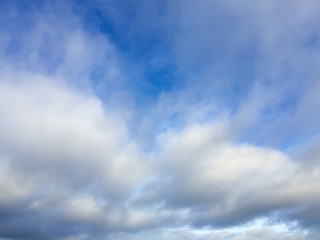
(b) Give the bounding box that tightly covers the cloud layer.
[0,0,320,239]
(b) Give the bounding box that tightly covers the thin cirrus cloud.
[0,0,320,240]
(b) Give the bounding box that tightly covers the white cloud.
[0,76,149,224]
[3,75,318,238]
[132,121,320,231]
[1,75,319,238]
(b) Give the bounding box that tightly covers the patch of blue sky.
[0,1,67,74]
[192,217,307,237]
[73,0,178,103]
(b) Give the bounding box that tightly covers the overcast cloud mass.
[0,0,320,239]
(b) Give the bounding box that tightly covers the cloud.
[0,77,151,239]
[0,0,320,239]
[0,0,127,103]
[0,157,35,205]
[153,0,320,146]
[136,123,316,227]
[3,76,319,239]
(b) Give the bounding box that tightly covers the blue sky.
[0,0,320,239]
